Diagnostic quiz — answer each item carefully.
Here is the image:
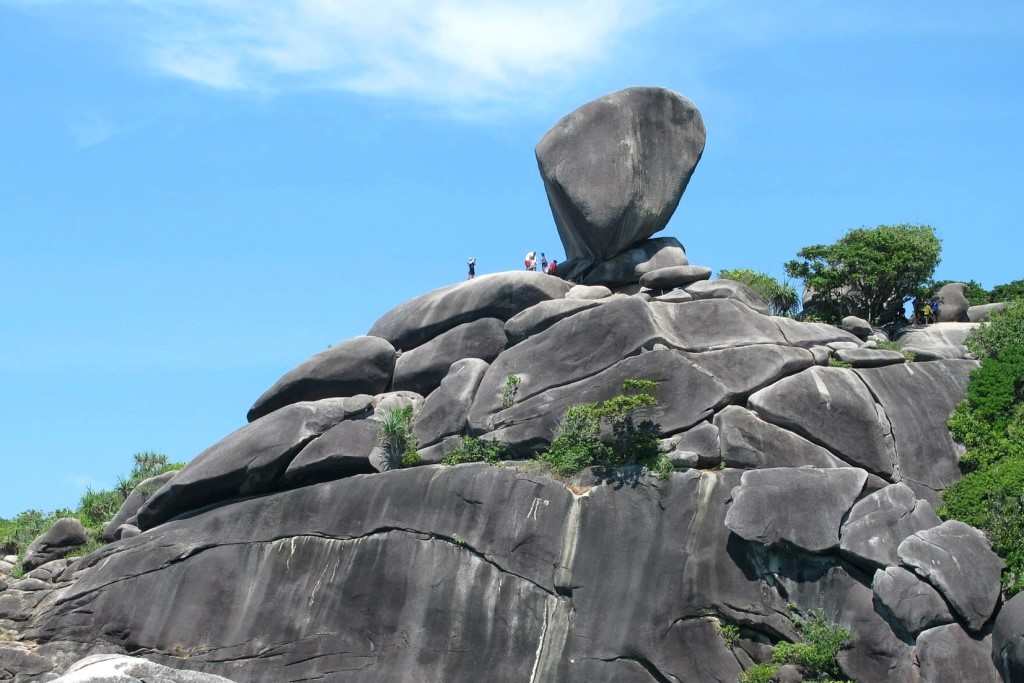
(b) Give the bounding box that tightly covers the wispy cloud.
[14,0,660,116]
[68,112,116,148]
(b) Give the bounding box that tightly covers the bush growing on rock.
[442,437,507,465]
[376,406,420,467]
[965,300,1024,359]
[785,224,941,325]
[739,609,851,683]
[537,378,662,476]
[991,279,1024,302]
[717,268,799,316]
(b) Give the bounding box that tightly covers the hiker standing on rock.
[524,251,536,271]
[546,259,558,275]
[467,257,476,280]
[539,252,548,273]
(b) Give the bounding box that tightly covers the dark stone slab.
[872,566,953,638]
[715,406,847,469]
[391,318,506,396]
[839,483,940,570]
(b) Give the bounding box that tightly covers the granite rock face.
[872,566,953,637]
[536,87,705,263]
[391,318,506,396]
[935,282,970,323]
[23,519,88,572]
[101,471,178,542]
[839,483,940,569]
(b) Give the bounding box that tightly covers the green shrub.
[739,663,778,683]
[828,358,852,368]
[76,487,125,530]
[717,622,741,647]
[377,405,420,467]
[442,437,507,465]
[771,610,849,677]
[501,374,522,409]
[967,301,1024,360]
[991,279,1024,303]
[718,268,800,317]
[537,379,660,476]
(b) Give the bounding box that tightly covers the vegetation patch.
[739,609,851,683]
[940,301,1024,595]
[718,268,799,317]
[377,406,420,468]
[442,437,508,466]
[536,378,663,477]
[501,374,522,409]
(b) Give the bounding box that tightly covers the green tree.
[718,268,800,317]
[991,279,1024,303]
[785,224,942,325]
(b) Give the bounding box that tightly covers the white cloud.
[68,112,116,148]
[43,0,659,115]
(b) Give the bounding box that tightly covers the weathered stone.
[935,283,970,323]
[682,344,813,398]
[834,347,906,368]
[371,390,423,415]
[650,289,694,303]
[748,366,897,477]
[566,284,612,300]
[639,265,711,290]
[369,271,571,351]
[897,322,979,361]
[23,519,87,571]
[25,560,68,583]
[841,315,872,340]
[0,643,53,680]
[684,279,770,315]
[872,567,952,637]
[413,358,489,448]
[664,421,720,468]
[536,86,705,263]
[898,521,1003,632]
[117,524,140,540]
[469,296,660,423]
[651,299,787,351]
[580,237,688,286]
[725,467,867,552]
[475,349,729,455]
[101,471,178,542]
[809,345,831,365]
[715,406,846,470]
[968,302,1008,323]
[504,298,602,346]
[773,317,861,348]
[391,318,506,396]
[9,577,51,592]
[915,624,1000,682]
[137,398,356,530]
[992,591,1024,682]
[53,653,236,682]
[246,336,396,422]
[283,418,379,485]
[856,360,976,502]
[827,340,861,351]
[840,483,940,570]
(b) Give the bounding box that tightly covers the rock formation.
[1,88,1016,682]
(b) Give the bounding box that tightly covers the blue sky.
[1,1,1021,516]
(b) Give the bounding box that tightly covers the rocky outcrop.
[935,282,970,322]
[969,302,1008,322]
[578,236,688,287]
[839,483,940,569]
[536,87,705,264]
[246,336,396,422]
[391,318,506,396]
[101,471,178,541]
[898,322,979,360]
[638,264,710,290]
[872,566,953,637]
[23,519,87,572]
[53,654,236,682]
[684,279,770,315]
[993,592,1024,682]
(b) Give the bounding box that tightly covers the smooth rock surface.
[898,521,1003,632]
[413,358,489,448]
[834,347,906,368]
[639,265,711,290]
[968,302,1008,323]
[684,279,770,315]
[725,467,867,552]
[841,315,872,340]
[283,417,379,485]
[368,272,571,351]
[897,323,979,361]
[536,87,705,263]
[715,406,846,470]
[53,653,236,682]
[246,336,395,422]
[748,366,897,476]
[935,282,970,322]
[773,317,861,348]
[915,624,999,683]
[839,483,940,569]
[101,472,178,542]
[580,236,688,286]
[137,398,357,530]
[391,318,506,396]
[992,592,1024,683]
[872,566,952,637]
[566,284,612,300]
[681,344,813,398]
[23,519,87,571]
[504,298,602,346]
[652,298,787,351]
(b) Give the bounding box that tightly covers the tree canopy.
[718,268,800,317]
[785,224,941,325]
[992,279,1024,303]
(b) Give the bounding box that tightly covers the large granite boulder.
[855,360,976,502]
[914,624,1000,683]
[715,405,846,469]
[873,566,953,637]
[283,417,379,485]
[53,654,236,682]
[936,282,970,322]
[725,467,867,552]
[246,336,396,422]
[839,483,940,569]
[651,298,788,351]
[969,302,1008,323]
[898,521,1003,633]
[391,318,506,396]
[368,272,571,351]
[579,236,688,287]
[638,265,711,290]
[101,471,178,541]
[23,519,88,571]
[834,347,905,368]
[747,366,897,476]
[841,315,872,340]
[772,317,862,348]
[504,298,603,346]
[992,592,1024,682]
[413,358,489,448]
[898,322,979,361]
[137,398,362,530]
[536,87,705,263]
[684,279,770,315]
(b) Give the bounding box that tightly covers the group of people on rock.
[913,297,942,325]
[464,252,560,280]
[523,251,558,275]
